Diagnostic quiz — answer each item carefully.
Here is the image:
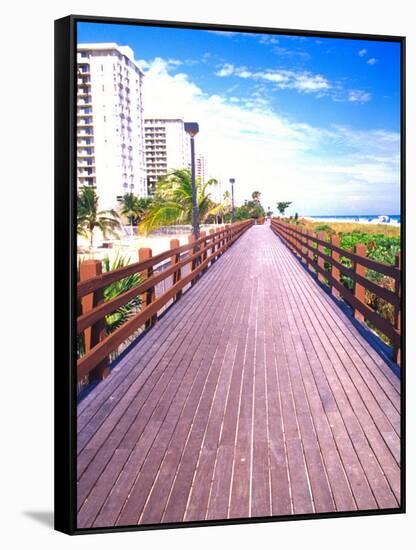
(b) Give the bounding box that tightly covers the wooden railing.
[77,220,254,382]
[270,218,401,363]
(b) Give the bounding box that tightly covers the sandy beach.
[77,224,226,265]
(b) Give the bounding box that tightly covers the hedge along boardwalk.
[76,224,401,529]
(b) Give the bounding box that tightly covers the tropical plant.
[252,190,261,202]
[234,199,265,221]
[314,223,336,235]
[209,190,232,223]
[77,253,143,359]
[119,193,139,234]
[119,193,153,235]
[139,169,220,234]
[77,186,121,248]
[102,254,143,333]
[276,201,292,216]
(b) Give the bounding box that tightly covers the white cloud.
[358,48,368,57]
[293,73,330,91]
[216,64,330,94]
[235,68,253,79]
[137,57,182,71]
[207,30,238,37]
[215,63,372,103]
[258,35,279,45]
[348,89,372,102]
[272,46,311,60]
[136,59,150,70]
[139,58,399,215]
[367,57,378,65]
[215,63,235,77]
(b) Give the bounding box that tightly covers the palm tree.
[77,186,121,248]
[276,201,292,216]
[139,169,220,234]
[215,190,232,223]
[119,193,140,236]
[252,190,261,202]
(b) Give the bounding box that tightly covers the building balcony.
[78,120,94,127]
[77,130,94,138]
[77,177,96,184]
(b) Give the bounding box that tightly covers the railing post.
[291,225,296,254]
[288,225,293,252]
[200,230,208,272]
[80,259,109,381]
[353,243,366,322]
[331,235,340,298]
[294,227,300,258]
[139,247,156,328]
[188,234,197,285]
[307,230,314,272]
[300,228,307,263]
[225,224,230,250]
[209,229,216,264]
[317,232,326,283]
[170,238,182,301]
[393,251,401,364]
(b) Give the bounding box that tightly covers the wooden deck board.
[273,243,399,507]
[77,224,401,529]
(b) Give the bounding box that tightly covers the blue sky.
[78,22,401,215]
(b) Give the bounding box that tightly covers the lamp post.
[229,178,235,223]
[184,122,200,240]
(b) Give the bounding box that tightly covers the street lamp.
[184,122,200,240]
[229,178,235,223]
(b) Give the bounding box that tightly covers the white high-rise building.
[196,154,207,185]
[144,118,191,193]
[77,43,147,209]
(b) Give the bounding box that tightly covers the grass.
[298,218,400,238]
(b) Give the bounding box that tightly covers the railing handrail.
[272,219,399,279]
[270,218,401,361]
[77,219,254,382]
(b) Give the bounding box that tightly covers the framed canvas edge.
[54,13,406,536]
[54,14,77,536]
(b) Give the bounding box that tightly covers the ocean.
[305,214,400,226]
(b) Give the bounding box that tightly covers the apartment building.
[77,43,147,209]
[144,118,191,193]
[196,154,207,185]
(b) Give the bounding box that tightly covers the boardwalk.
[77,224,401,529]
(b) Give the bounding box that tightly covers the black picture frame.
[55,14,405,535]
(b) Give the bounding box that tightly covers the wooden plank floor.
[77,224,401,529]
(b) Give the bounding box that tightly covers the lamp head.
[229,178,235,184]
[184,122,199,137]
